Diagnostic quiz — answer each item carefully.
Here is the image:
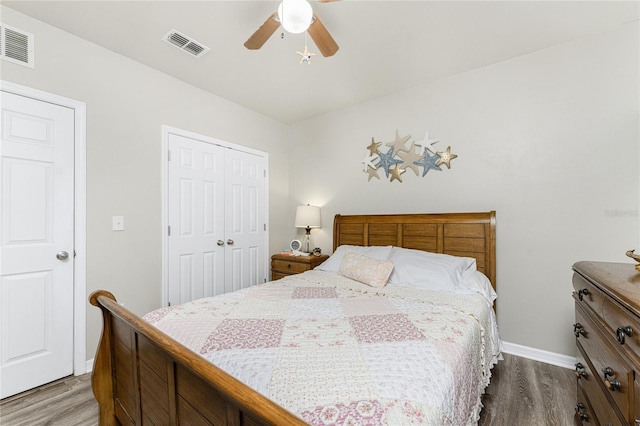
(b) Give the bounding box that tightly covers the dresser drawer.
[602,297,640,365]
[575,305,633,419]
[272,259,310,274]
[574,272,607,317]
[634,379,640,426]
[576,384,596,424]
[576,346,624,426]
[271,271,290,281]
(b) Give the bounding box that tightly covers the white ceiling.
[4,1,638,124]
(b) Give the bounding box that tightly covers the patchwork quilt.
[144,270,501,425]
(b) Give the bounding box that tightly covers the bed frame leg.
[90,291,118,426]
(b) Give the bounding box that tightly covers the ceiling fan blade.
[307,14,339,57]
[244,12,280,50]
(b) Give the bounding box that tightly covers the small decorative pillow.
[338,250,394,288]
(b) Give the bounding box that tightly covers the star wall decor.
[389,164,406,183]
[414,149,442,177]
[386,130,411,157]
[415,131,440,154]
[377,147,403,178]
[366,138,382,156]
[397,141,423,176]
[435,146,458,169]
[366,166,380,181]
[362,129,457,183]
[361,153,379,172]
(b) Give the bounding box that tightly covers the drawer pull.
[574,363,586,379]
[634,419,640,425]
[601,367,620,391]
[577,288,589,301]
[573,323,585,338]
[615,325,632,345]
[287,264,292,269]
[604,378,620,391]
[575,403,589,421]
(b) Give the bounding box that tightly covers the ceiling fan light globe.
[278,0,313,34]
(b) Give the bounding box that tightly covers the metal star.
[389,164,406,183]
[397,142,423,176]
[365,165,380,181]
[385,130,411,157]
[377,147,403,178]
[361,153,379,172]
[296,46,315,64]
[435,146,458,169]
[415,131,440,154]
[414,149,442,177]
[366,137,382,156]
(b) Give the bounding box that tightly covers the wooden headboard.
[333,211,496,291]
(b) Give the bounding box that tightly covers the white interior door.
[168,133,226,305]
[224,148,266,293]
[166,130,267,306]
[0,91,75,398]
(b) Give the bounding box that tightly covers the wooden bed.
[90,211,496,425]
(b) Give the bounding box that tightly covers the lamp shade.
[295,205,321,229]
[278,0,313,34]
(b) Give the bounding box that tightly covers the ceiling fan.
[244,0,340,57]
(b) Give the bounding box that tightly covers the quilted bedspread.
[144,270,501,425]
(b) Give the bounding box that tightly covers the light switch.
[112,216,124,231]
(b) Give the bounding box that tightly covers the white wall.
[0,6,292,360]
[288,22,639,357]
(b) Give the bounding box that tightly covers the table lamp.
[294,205,321,253]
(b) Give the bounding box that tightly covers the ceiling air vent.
[162,29,209,58]
[0,23,35,68]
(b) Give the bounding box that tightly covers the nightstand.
[271,253,329,281]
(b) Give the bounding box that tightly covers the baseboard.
[85,358,94,374]
[502,341,576,369]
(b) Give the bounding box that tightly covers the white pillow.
[315,245,393,273]
[387,247,475,291]
[463,269,497,305]
[338,250,394,288]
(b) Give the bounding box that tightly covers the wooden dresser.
[271,254,329,281]
[572,261,640,425]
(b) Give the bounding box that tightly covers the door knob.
[217,240,225,246]
[227,239,234,245]
[56,251,69,260]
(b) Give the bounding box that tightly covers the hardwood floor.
[478,353,578,426]
[0,353,576,425]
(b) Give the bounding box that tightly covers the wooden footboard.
[89,291,306,426]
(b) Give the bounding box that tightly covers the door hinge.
[264,223,266,231]
[168,150,172,161]
[168,225,171,236]
[168,301,171,307]
[73,250,77,258]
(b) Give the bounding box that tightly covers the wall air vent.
[0,23,35,68]
[162,29,210,58]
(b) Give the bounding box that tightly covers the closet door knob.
[227,239,234,245]
[56,251,69,260]
[217,240,225,246]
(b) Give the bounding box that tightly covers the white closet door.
[0,91,75,398]
[224,149,266,293]
[168,133,225,305]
